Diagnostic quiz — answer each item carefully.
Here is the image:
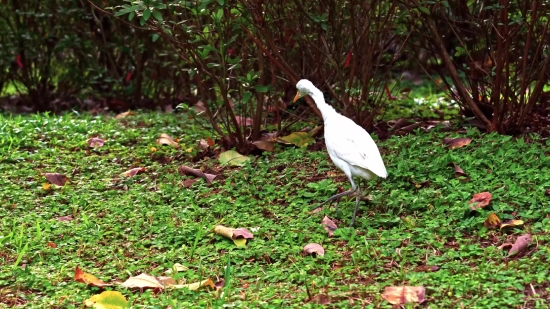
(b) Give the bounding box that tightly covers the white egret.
[293,79,387,226]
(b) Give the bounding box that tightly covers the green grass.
[1,112,549,308]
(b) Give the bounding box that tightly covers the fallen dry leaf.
[447,162,469,181]
[235,116,253,126]
[47,242,57,248]
[399,122,420,133]
[218,150,251,167]
[498,242,513,250]
[308,125,324,137]
[484,213,501,229]
[321,216,338,237]
[198,139,210,150]
[500,219,524,230]
[74,266,112,287]
[214,225,253,247]
[382,286,425,305]
[121,167,146,177]
[157,276,177,287]
[177,165,217,184]
[157,133,180,148]
[57,215,74,221]
[115,110,135,119]
[252,140,275,152]
[87,137,105,148]
[172,278,215,291]
[121,273,163,290]
[165,263,189,274]
[84,291,128,309]
[42,183,51,191]
[414,265,440,272]
[507,234,532,257]
[468,192,492,210]
[545,188,550,196]
[303,243,325,257]
[443,137,472,149]
[45,173,69,186]
[182,178,198,188]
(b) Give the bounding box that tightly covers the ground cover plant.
[1,111,549,308]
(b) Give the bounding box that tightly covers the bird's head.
[293,79,316,102]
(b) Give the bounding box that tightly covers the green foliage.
[1,112,549,307]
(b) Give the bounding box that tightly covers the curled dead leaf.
[484,213,501,229]
[74,266,112,287]
[172,278,215,291]
[500,219,524,230]
[507,234,532,257]
[213,225,253,247]
[115,110,135,119]
[157,133,180,148]
[399,122,420,133]
[198,139,210,150]
[87,137,105,148]
[252,140,275,152]
[235,116,253,126]
[443,137,472,149]
[321,216,338,237]
[382,286,425,305]
[303,243,325,257]
[165,263,189,274]
[468,192,492,210]
[177,165,217,185]
[182,178,198,188]
[121,273,164,290]
[414,265,440,272]
[45,173,69,186]
[121,167,146,177]
[447,162,469,181]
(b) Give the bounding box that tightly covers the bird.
[293,79,387,226]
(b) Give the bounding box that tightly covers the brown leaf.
[177,165,217,185]
[414,265,440,272]
[447,163,469,181]
[303,243,325,257]
[182,178,198,188]
[115,110,135,119]
[198,139,210,150]
[214,279,225,290]
[87,137,105,148]
[382,286,425,305]
[443,137,472,149]
[468,192,492,210]
[252,140,275,152]
[507,234,532,257]
[45,173,69,186]
[47,242,57,248]
[390,118,413,131]
[484,213,501,229]
[74,266,112,287]
[308,125,324,137]
[157,276,177,287]
[121,273,164,290]
[321,216,338,237]
[157,133,180,148]
[121,167,146,177]
[399,122,420,133]
[235,116,253,126]
[545,188,550,196]
[498,242,514,250]
[57,215,74,221]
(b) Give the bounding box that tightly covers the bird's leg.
[312,181,357,212]
[349,184,362,227]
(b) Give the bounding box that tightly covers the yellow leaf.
[172,278,215,291]
[218,150,251,167]
[233,238,247,247]
[84,291,128,309]
[150,147,157,152]
[484,213,501,229]
[278,132,315,147]
[500,220,524,230]
[42,183,51,191]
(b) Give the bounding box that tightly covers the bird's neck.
[309,90,336,122]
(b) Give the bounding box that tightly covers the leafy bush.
[401,0,550,133]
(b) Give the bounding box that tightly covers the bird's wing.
[327,117,388,178]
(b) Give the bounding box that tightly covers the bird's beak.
[293,91,301,103]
